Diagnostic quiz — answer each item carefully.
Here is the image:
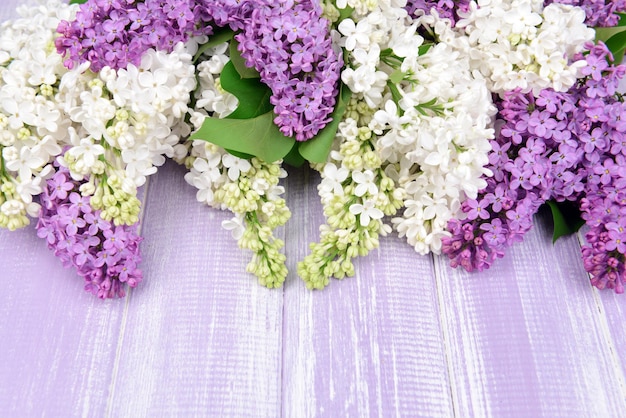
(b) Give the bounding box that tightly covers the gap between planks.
[278,166,297,418]
[431,252,461,418]
[576,231,626,403]
[104,175,152,417]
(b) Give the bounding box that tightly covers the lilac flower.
[443,42,626,293]
[56,0,213,71]
[546,0,626,27]
[606,224,626,253]
[480,219,507,247]
[47,173,74,202]
[405,0,471,26]
[580,127,607,154]
[527,110,558,139]
[102,227,128,253]
[69,192,92,214]
[37,165,143,299]
[465,198,490,220]
[57,205,86,236]
[57,0,342,141]
[223,0,342,141]
[36,220,58,245]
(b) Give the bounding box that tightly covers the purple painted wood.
[434,212,626,416]
[598,288,626,385]
[0,225,125,416]
[107,162,284,416]
[281,167,454,417]
[0,1,122,415]
[1,1,626,416]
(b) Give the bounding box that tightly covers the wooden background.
[1,2,625,416]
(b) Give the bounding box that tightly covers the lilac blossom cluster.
[57,0,341,142]
[205,0,343,141]
[404,0,471,25]
[37,165,143,299]
[55,0,213,71]
[200,0,257,30]
[442,42,626,292]
[547,0,626,27]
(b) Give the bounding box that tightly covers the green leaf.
[418,43,433,56]
[193,28,235,63]
[389,69,404,84]
[219,61,272,119]
[229,41,261,79]
[283,143,306,167]
[546,200,585,243]
[595,25,626,63]
[595,26,626,43]
[338,6,354,21]
[225,149,254,160]
[69,0,88,3]
[614,49,626,66]
[190,111,295,163]
[605,30,626,64]
[298,83,352,164]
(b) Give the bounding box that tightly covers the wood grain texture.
[281,167,454,417]
[596,74,626,397]
[597,289,626,390]
[434,209,626,417]
[0,221,126,416]
[0,1,123,416]
[107,162,284,417]
[2,1,626,416]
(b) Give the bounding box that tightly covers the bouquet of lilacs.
[3,0,626,297]
[1,0,197,297]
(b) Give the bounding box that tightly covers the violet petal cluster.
[55,0,213,71]
[57,0,342,142]
[202,0,343,141]
[37,166,143,299]
[442,86,590,272]
[546,0,626,27]
[405,0,471,26]
[442,42,626,293]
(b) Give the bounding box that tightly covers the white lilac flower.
[182,141,228,210]
[349,199,384,227]
[453,0,594,95]
[318,163,349,197]
[222,154,252,182]
[178,39,292,288]
[0,0,78,230]
[222,215,246,240]
[337,18,373,51]
[54,42,197,225]
[352,170,378,197]
[329,2,496,256]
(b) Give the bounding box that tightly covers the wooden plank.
[107,162,284,417]
[596,283,626,388]
[0,221,126,415]
[0,1,124,415]
[281,167,454,417]
[595,73,626,395]
[434,209,626,416]
[0,0,16,20]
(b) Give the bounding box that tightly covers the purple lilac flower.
[56,0,214,71]
[201,0,342,141]
[58,0,342,142]
[443,42,626,293]
[37,165,143,299]
[405,0,471,26]
[546,0,626,27]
